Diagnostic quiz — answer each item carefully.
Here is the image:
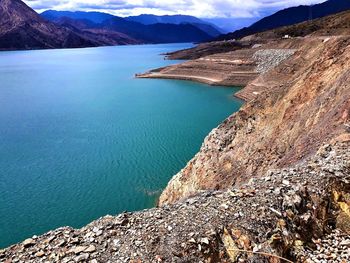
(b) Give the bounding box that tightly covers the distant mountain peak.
[41,10,116,24]
[125,14,224,36]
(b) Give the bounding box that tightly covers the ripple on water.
[0,44,242,248]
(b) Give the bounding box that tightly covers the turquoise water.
[0,44,242,248]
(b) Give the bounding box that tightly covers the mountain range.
[2,0,350,51]
[125,14,223,36]
[0,0,214,50]
[42,11,223,38]
[41,12,212,44]
[218,0,350,40]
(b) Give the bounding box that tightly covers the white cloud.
[24,0,327,18]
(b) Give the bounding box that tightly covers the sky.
[24,0,327,18]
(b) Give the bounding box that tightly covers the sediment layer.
[137,38,307,101]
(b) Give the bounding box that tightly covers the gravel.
[0,142,349,262]
[303,229,350,263]
[253,49,296,73]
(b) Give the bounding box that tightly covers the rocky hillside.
[162,40,251,60]
[252,10,350,40]
[1,3,350,262]
[165,9,350,61]
[159,35,350,205]
[0,0,99,50]
[1,140,349,262]
[137,38,300,88]
[2,32,350,263]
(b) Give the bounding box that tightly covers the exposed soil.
[2,7,350,263]
[159,36,350,206]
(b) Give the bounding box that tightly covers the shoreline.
[2,33,350,263]
[0,42,195,53]
[1,141,349,261]
[136,37,301,104]
[136,72,250,101]
[2,5,350,261]
[137,72,220,85]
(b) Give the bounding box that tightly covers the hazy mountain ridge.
[126,14,224,36]
[41,10,213,44]
[0,2,213,51]
[42,10,221,38]
[41,10,115,24]
[218,0,350,40]
[126,14,205,25]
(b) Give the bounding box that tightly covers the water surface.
[0,44,243,248]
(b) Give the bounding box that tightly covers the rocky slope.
[163,40,253,60]
[1,140,349,262]
[1,5,350,262]
[137,38,300,89]
[0,0,100,50]
[249,10,350,41]
[1,35,349,262]
[163,9,350,61]
[158,35,350,205]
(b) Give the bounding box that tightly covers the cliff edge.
[1,141,349,262]
[1,9,350,263]
[1,35,349,262]
[159,36,350,206]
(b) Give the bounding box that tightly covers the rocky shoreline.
[2,10,350,263]
[158,35,350,206]
[136,38,302,102]
[1,141,349,262]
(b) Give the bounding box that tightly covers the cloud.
[24,0,327,18]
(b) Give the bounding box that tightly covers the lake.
[0,43,242,248]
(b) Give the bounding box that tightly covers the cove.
[0,44,243,248]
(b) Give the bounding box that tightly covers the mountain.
[0,1,213,51]
[2,4,350,262]
[0,0,100,50]
[218,0,350,40]
[125,14,224,37]
[51,17,141,45]
[100,17,213,43]
[126,14,205,25]
[40,10,115,24]
[188,22,222,37]
[254,9,350,39]
[42,10,213,44]
[204,17,257,33]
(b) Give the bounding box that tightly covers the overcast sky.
[24,0,327,18]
